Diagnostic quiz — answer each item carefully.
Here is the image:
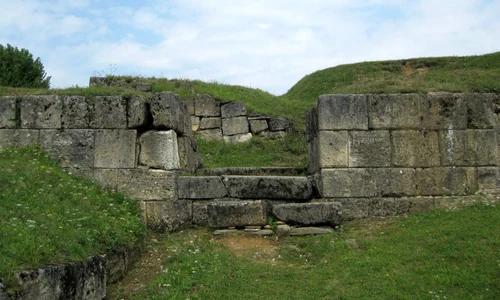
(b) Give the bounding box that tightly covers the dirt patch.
[215,234,280,264]
[403,61,428,76]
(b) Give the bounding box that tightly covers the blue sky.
[1,0,499,95]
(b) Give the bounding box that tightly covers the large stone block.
[0,96,17,129]
[184,99,195,115]
[224,175,313,200]
[477,167,500,193]
[192,201,209,226]
[392,130,440,167]
[139,130,180,170]
[317,94,368,130]
[466,93,499,129]
[221,102,247,118]
[178,176,228,199]
[62,96,90,128]
[421,93,467,130]
[0,129,39,150]
[196,129,223,141]
[440,130,497,166]
[349,130,390,167]
[144,200,192,231]
[199,117,222,129]
[374,168,417,197]
[177,135,202,173]
[207,200,267,227]
[368,94,423,129]
[39,129,95,168]
[415,167,478,196]
[90,96,127,129]
[195,94,220,117]
[320,169,377,198]
[127,95,149,128]
[150,92,191,136]
[305,107,318,142]
[249,118,268,134]
[308,131,349,173]
[116,169,177,200]
[268,117,289,131]
[21,95,62,129]
[222,116,249,135]
[333,198,370,220]
[272,202,342,226]
[94,129,136,168]
[223,133,252,143]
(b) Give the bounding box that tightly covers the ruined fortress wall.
[0,92,201,230]
[307,93,500,219]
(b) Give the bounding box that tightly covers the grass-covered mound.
[0,147,146,286]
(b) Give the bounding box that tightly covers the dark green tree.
[0,44,51,88]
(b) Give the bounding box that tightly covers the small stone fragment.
[275,224,292,237]
[290,227,334,236]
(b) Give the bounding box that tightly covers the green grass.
[115,203,500,300]
[0,147,147,289]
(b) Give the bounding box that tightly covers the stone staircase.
[178,167,342,235]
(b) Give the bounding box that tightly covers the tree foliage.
[0,44,51,88]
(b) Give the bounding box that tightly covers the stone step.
[194,167,306,176]
[271,202,342,227]
[178,175,313,200]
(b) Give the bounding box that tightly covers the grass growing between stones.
[0,147,147,288]
[110,203,500,300]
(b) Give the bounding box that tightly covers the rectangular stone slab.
[349,130,390,167]
[178,176,228,199]
[0,129,39,150]
[272,202,342,226]
[207,200,267,227]
[20,95,62,129]
[94,129,137,168]
[223,175,313,200]
[116,169,177,201]
[317,94,368,130]
[39,129,95,168]
[0,96,17,129]
[415,167,478,196]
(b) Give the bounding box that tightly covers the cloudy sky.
[1,0,499,95]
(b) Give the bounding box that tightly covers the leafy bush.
[0,44,51,88]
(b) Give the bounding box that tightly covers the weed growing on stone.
[0,147,147,287]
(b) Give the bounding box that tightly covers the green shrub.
[0,44,51,88]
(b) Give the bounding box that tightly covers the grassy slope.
[0,147,146,288]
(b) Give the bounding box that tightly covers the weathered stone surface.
[0,129,39,150]
[9,256,106,300]
[440,130,497,166]
[466,93,499,129]
[224,176,313,200]
[92,168,118,190]
[39,129,95,168]
[392,130,440,167]
[221,102,247,118]
[106,247,142,284]
[139,130,180,170]
[368,94,423,129]
[416,167,478,196]
[62,96,90,129]
[199,117,222,129]
[195,94,220,117]
[191,116,200,131]
[178,176,228,199]
[421,93,467,130]
[116,169,177,200]
[272,202,342,226]
[21,95,62,129]
[268,117,289,131]
[249,119,268,134]
[127,95,149,128]
[252,229,274,236]
[177,135,202,173]
[196,128,223,141]
[224,133,252,143]
[193,202,209,226]
[477,167,500,193]
[308,131,349,173]
[275,224,292,237]
[320,169,378,198]
[317,94,368,130]
[334,198,370,220]
[94,129,136,168]
[90,96,127,129]
[374,168,417,197]
[369,198,411,217]
[184,99,195,115]
[222,117,249,135]
[305,107,318,142]
[349,130,390,167]
[207,200,267,227]
[257,131,285,139]
[144,200,192,231]
[290,227,334,236]
[433,195,497,211]
[0,96,17,129]
[213,229,238,236]
[150,92,191,136]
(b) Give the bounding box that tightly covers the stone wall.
[0,92,202,231]
[307,93,500,219]
[184,94,290,143]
